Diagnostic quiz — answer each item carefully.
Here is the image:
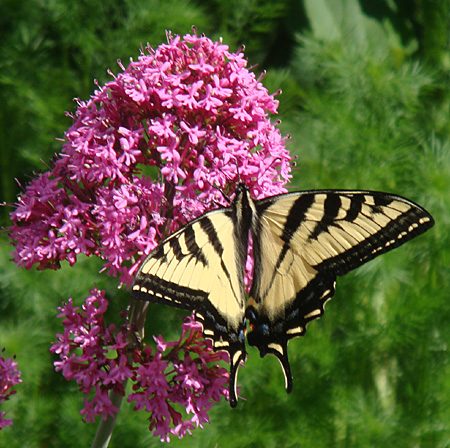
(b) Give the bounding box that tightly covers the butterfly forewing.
[132,207,247,406]
[301,191,434,274]
[246,190,434,392]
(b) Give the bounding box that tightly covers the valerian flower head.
[128,314,229,442]
[0,350,22,429]
[50,288,133,422]
[7,30,291,287]
[51,290,230,441]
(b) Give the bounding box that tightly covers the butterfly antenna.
[201,176,232,205]
[233,158,242,184]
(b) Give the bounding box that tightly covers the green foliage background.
[1,0,449,446]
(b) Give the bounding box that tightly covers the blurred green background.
[1,0,449,447]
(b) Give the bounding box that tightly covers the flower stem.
[91,300,149,447]
[91,383,126,448]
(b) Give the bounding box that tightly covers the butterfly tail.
[228,349,247,407]
[265,341,294,394]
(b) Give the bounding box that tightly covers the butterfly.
[131,183,434,407]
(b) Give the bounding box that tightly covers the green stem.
[91,300,149,447]
[90,384,127,448]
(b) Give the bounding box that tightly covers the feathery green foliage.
[1,0,449,446]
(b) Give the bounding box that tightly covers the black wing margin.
[246,190,434,392]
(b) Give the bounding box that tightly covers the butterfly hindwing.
[246,190,434,391]
[132,207,247,406]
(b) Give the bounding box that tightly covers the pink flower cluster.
[0,349,22,429]
[129,317,229,442]
[50,289,229,441]
[50,288,132,422]
[8,30,291,287]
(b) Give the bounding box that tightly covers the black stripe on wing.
[183,225,208,266]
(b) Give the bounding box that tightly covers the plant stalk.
[91,300,149,447]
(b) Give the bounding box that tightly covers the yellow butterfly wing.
[132,207,247,406]
[246,190,434,392]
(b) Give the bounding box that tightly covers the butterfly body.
[132,184,434,407]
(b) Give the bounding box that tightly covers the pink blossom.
[50,289,132,422]
[0,412,13,430]
[128,314,229,442]
[7,30,291,287]
[0,350,22,429]
[50,289,229,440]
